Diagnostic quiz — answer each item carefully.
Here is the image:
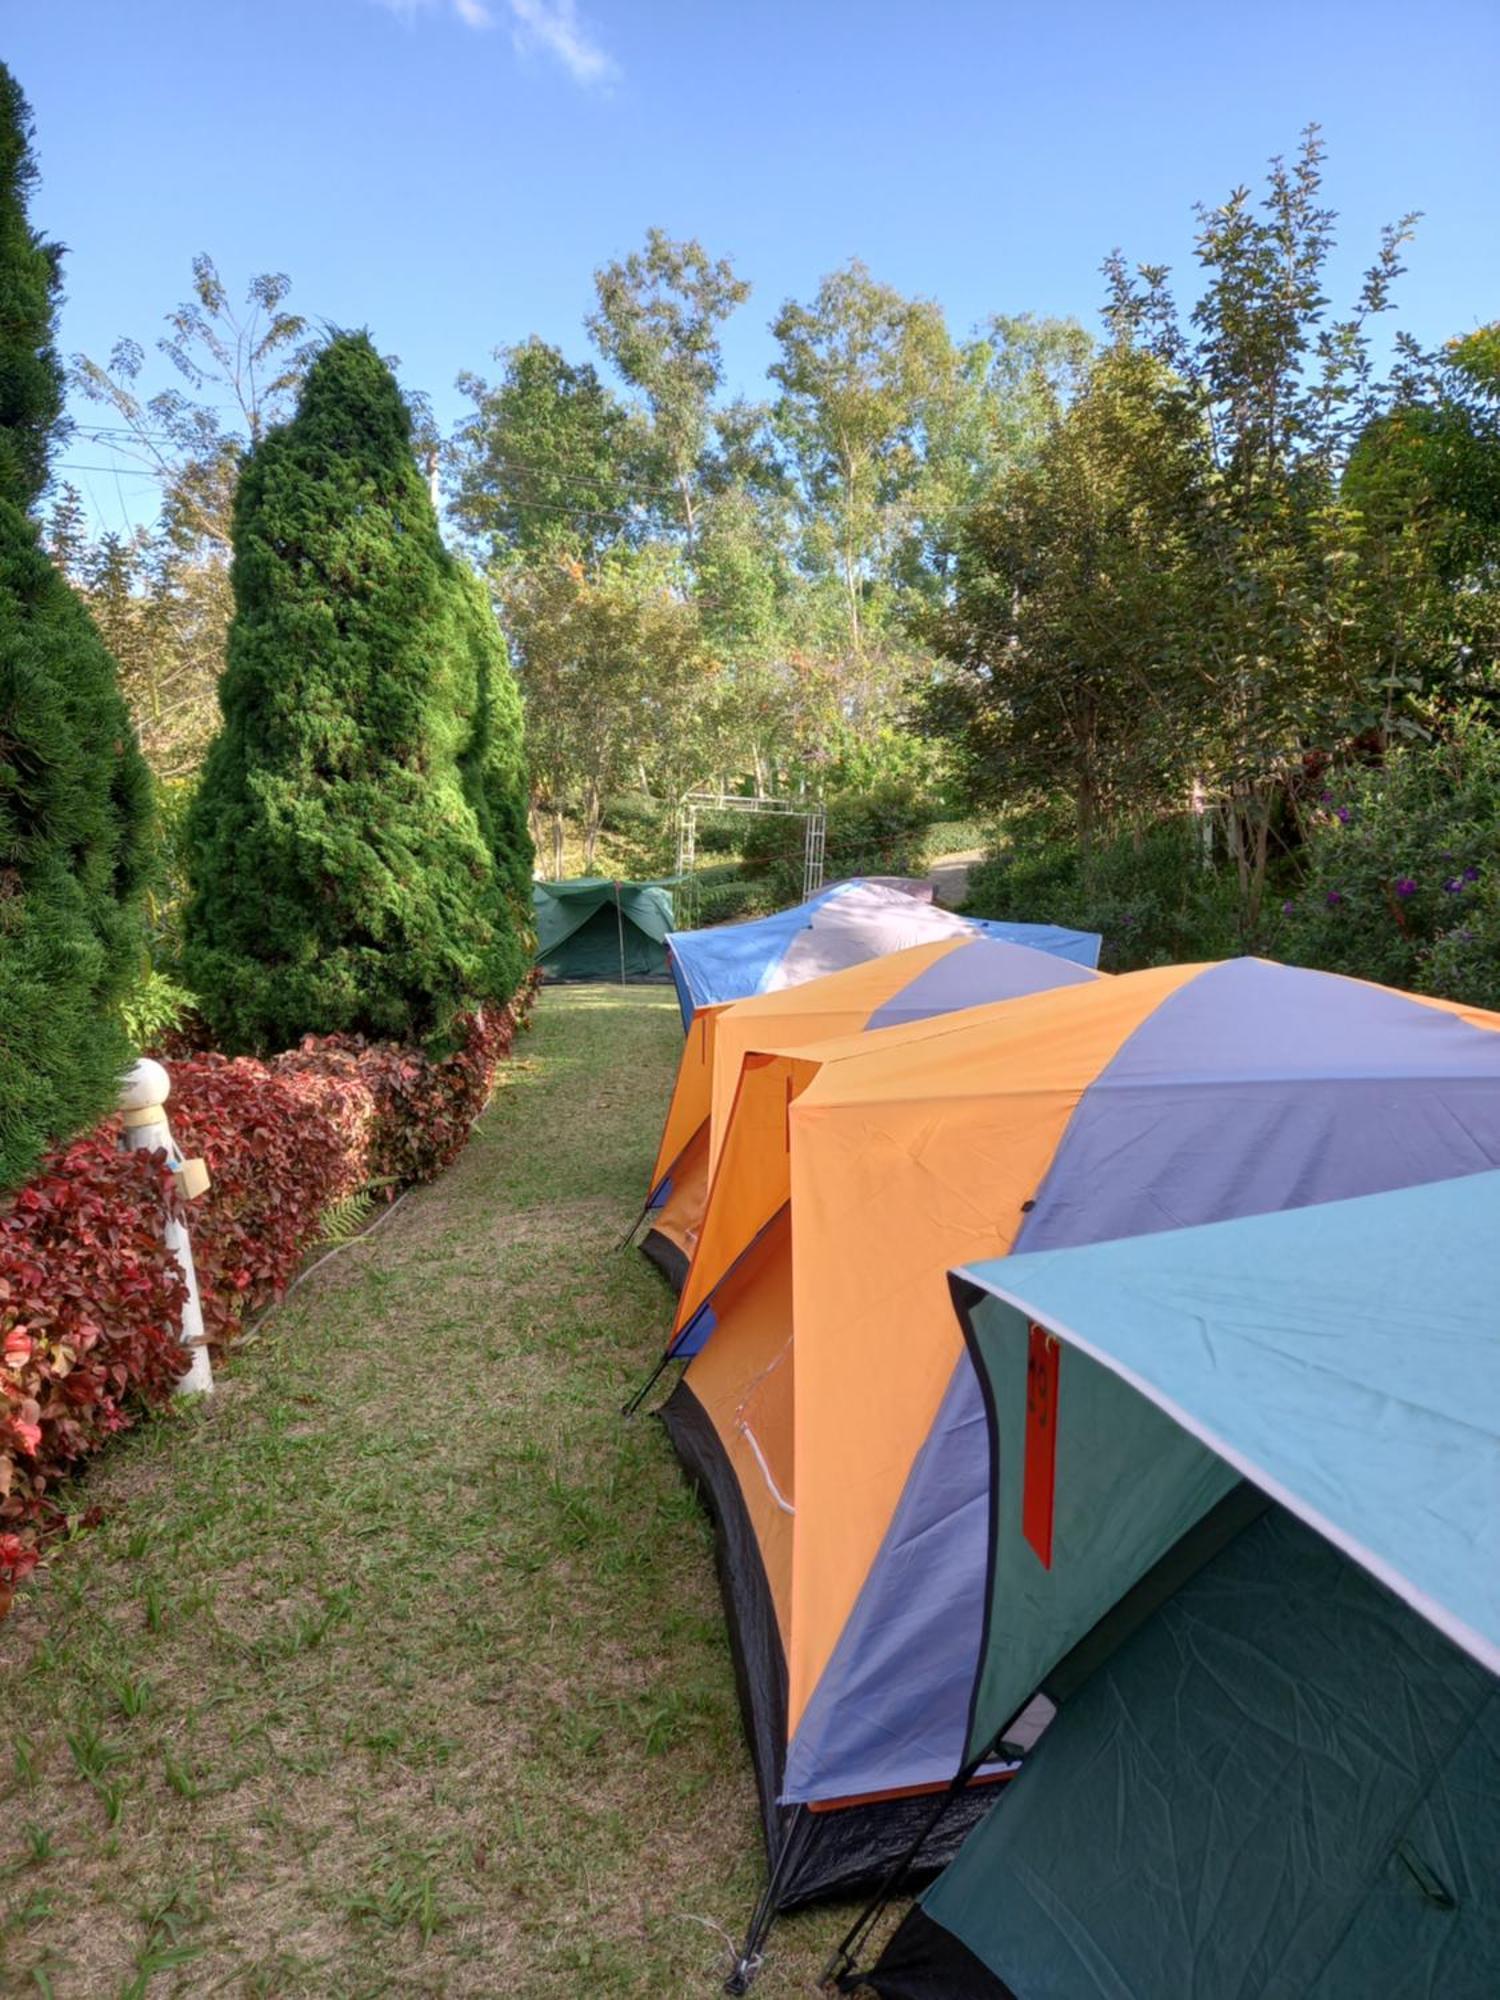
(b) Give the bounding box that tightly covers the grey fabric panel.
[918,1510,1499,2000]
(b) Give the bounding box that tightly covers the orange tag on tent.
[1023,1323,1059,1568]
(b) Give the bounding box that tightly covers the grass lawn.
[0,987,871,1997]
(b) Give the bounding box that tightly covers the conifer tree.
[184,333,530,1051]
[0,64,153,1187]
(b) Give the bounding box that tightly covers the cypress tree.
[452,562,534,950]
[0,65,153,1188]
[184,333,530,1051]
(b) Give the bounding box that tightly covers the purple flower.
[1336,806,1352,825]
[1320,790,1333,803]
[1465,864,1481,882]
[1395,877,1417,899]
[1326,889,1344,907]
[1281,900,1296,917]
[1444,878,1463,895]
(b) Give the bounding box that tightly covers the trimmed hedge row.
[0,989,533,1607]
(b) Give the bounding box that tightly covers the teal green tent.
[532,879,674,982]
[858,1172,1500,1998]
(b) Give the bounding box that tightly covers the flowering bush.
[0,1138,189,1607]
[1282,725,1500,1003]
[0,988,531,1601]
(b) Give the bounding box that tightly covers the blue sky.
[10,0,1498,536]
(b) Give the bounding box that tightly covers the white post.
[119,1058,214,1396]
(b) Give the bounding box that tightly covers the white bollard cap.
[119,1056,171,1114]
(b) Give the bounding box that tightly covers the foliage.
[0,64,65,512]
[964,808,1244,971]
[0,1137,188,1603]
[184,334,529,1052]
[934,343,1203,849]
[119,966,196,1049]
[1101,127,1418,929]
[502,547,710,876]
[69,257,315,782]
[450,337,638,568]
[0,998,527,1594]
[0,75,155,1190]
[742,781,938,904]
[588,228,751,545]
[1283,726,1500,1002]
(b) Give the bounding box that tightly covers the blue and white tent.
[665,878,1099,1026]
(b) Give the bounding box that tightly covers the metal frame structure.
[674,791,826,929]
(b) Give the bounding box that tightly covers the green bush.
[965,809,1242,970]
[184,333,530,1053]
[1284,726,1500,1005]
[0,67,154,1188]
[743,783,938,906]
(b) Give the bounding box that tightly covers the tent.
[657,959,1500,1940]
[863,1173,1500,1996]
[640,933,1102,1289]
[664,879,1100,1027]
[532,879,674,982]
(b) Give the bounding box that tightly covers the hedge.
[0,989,532,1606]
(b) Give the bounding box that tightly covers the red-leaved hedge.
[0,992,531,1602]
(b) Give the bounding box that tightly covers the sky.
[9,0,1498,537]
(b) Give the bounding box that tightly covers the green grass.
[0,988,868,1996]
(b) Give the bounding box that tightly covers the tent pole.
[819,1751,994,1993]
[620,1345,684,1418]
[725,1807,811,1994]
[616,879,628,987]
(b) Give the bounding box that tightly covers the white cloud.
[375,0,493,30]
[508,0,619,89]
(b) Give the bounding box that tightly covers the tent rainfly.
[656,958,1500,1969]
[664,880,1099,1027]
[640,933,1102,1290]
[532,879,674,982]
[859,1171,1500,1997]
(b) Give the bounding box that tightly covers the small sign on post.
[118,1058,214,1396]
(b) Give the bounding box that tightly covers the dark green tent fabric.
[532,879,674,981]
[871,1509,1500,1999]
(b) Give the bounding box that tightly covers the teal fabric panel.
[960,1169,1500,1677]
[923,1511,1500,1999]
[532,880,674,974]
[964,1297,1237,1762]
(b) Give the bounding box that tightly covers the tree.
[937,345,1206,853]
[501,549,709,875]
[588,229,750,545]
[0,66,64,511]
[770,261,952,673]
[449,337,638,570]
[1104,128,1418,928]
[70,257,315,781]
[184,334,529,1052]
[0,63,153,1186]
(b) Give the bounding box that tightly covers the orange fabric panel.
[675,1049,822,1334]
[647,1123,711,1268]
[681,1211,796,1647]
[704,940,964,1180]
[785,962,1206,1737]
[649,1003,725,1195]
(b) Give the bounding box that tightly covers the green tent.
[858,1172,1500,1997]
[532,879,674,982]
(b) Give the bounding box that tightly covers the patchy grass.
[0,987,867,1997]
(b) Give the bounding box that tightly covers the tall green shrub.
[0,65,153,1187]
[184,334,528,1051]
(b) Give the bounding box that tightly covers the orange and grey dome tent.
[652,958,1500,1973]
[637,933,1101,1290]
